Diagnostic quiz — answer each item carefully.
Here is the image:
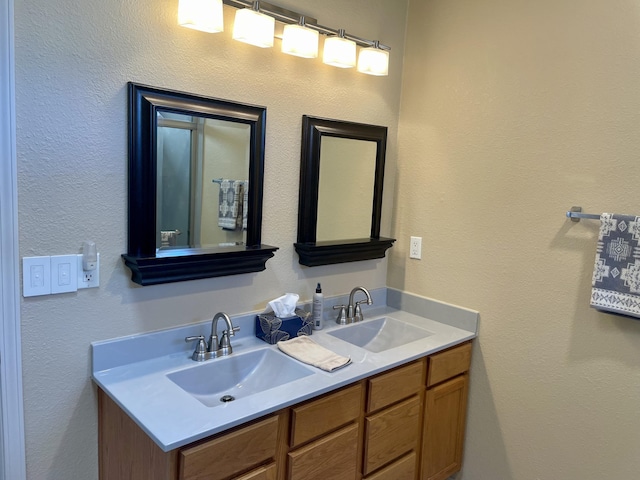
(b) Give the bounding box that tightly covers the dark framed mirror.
[294,116,395,266]
[123,83,277,285]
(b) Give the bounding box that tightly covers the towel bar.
[566,206,600,222]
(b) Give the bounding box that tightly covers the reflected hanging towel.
[218,180,247,230]
[591,213,640,318]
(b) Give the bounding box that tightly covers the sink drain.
[220,395,235,403]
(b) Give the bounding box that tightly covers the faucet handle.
[333,304,347,325]
[354,301,369,322]
[185,336,208,362]
[228,325,241,336]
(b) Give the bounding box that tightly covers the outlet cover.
[77,253,100,289]
[410,236,422,260]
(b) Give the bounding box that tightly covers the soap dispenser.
[312,283,324,330]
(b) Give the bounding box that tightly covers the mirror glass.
[156,112,250,249]
[317,137,377,242]
[123,83,277,286]
[294,116,395,267]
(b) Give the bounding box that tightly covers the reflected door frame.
[0,0,27,478]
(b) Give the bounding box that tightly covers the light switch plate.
[51,255,78,294]
[23,256,51,297]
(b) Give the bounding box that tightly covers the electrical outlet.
[77,253,99,289]
[410,236,422,259]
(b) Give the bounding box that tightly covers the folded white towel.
[277,336,351,372]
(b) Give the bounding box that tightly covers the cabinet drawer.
[364,452,416,480]
[288,423,359,480]
[290,383,362,447]
[367,360,425,412]
[364,395,421,475]
[235,463,276,480]
[427,342,472,387]
[179,415,279,480]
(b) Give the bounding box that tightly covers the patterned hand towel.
[217,180,247,231]
[591,213,640,318]
[277,336,351,372]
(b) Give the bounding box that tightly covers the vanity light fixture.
[281,17,319,59]
[323,29,356,69]
[178,0,224,33]
[178,0,391,76]
[357,41,390,76]
[232,1,275,48]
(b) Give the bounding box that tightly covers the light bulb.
[323,32,356,68]
[178,0,224,33]
[232,7,275,48]
[357,47,389,76]
[282,23,319,58]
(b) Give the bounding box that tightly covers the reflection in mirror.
[123,83,277,286]
[156,112,250,249]
[295,116,395,266]
[317,137,377,242]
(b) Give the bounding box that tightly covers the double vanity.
[93,290,478,480]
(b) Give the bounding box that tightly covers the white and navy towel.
[591,213,640,318]
[217,179,248,231]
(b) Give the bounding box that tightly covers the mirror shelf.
[294,116,395,267]
[294,237,395,267]
[124,83,277,285]
[122,245,277,286]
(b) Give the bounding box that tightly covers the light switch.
[23,256,51,297]
[51,255,78,294]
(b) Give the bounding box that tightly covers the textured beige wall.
[391,0,640,478]
[14,1,407,478]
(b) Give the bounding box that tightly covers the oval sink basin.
[328,316,433,353]
[167,348,314,407]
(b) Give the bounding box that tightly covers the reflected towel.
[218,180,247,230]
[591,213,640,318]
[277,336,351,372]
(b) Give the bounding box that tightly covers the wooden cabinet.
[179,415,280,480]
[288,384,362,480]
[363,360,424,478]
[290,383,362,448]
[98,341,472,480]
[288,424,359,480]
[235,464,277,480]
[421,342,472,480]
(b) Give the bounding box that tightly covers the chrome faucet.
[334,286,373,325]
[184,312,240,361]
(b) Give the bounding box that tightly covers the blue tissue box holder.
[255,309,313,344]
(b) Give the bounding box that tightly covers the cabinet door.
[179,415,279,480]
[235,463,277,480]
[364,452,416,480]
[364,395,421,475]
[288,423,359,480]
[367,359,425,413]
[290,383,362,447]
[421,374,469,480]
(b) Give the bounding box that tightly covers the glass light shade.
[281,24,319,58]
[357,47,390,76]
[323,36,356,68]
[178,0,224,33]
[232,8,275,48]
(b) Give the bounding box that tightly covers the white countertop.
[92,298,477,452]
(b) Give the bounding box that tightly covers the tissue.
[256,293,313,344]
[267,293,299,318]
